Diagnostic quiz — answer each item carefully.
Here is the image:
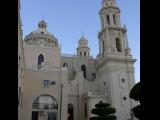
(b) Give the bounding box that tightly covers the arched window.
[85,102,87,118]
[37,54,44,69]
[32,95,58,120]
[92,73,96,80]
[63,63,68,67]
[107,15,110,25]
[84,52,86,56]
[68,104,73,120]
[80,52,82,56]
[32,95,58,109]
[102,41,105,55]
[113,14,116,25]
[81,65,86,78]
[115,38,122,52]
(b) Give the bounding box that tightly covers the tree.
[90,101,116,120]
[129,82,140,119]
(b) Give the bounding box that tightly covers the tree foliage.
[132,105,140,119]
[129,82,141,120]
[129,82,140,101]
[90,101,116,120]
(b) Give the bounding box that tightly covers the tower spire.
[82,30,84,37]
[42,16,45,21]
[81,30,85,38]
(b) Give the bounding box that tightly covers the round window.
[121,78,125,83]
[123,96,127,101]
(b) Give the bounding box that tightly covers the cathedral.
[18,0,138,120]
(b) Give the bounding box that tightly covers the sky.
[20,0,140,83]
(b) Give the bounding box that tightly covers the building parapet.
[26,65,67,72]
[61,54,94,59]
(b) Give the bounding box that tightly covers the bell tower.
[76,35,90,57]
[98,0,131,59]
[97,0,137,120]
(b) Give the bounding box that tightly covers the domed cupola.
[76,35,90,57]
[38,20,47,29]
[24,20,59,48]
[102,0,116,7]
[78,35,88,47]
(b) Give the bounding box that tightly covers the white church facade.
[19,0,138,120]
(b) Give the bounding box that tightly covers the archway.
[32,94,58,120]
[115,38,122,52]
[63,63,68,67]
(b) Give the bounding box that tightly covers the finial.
[124,24,126,29]
[123,24,127,32]
[38,19,47,29]
[82,30,84,37]
[42,16,45,21]
[102,0,116,6]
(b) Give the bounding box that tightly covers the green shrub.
[90,101,116,120]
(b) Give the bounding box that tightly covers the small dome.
[79,35,87,42]
[102,0,116,7]
[38,20,47,29]
[103,0,116,3]
[78,35,89,47]
[24,20,58,47]
[33,20,52,36]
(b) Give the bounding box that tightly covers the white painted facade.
[20,0,138,120]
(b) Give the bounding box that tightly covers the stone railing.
[61,54,93,59]
[32,103,58,110]
[26,65,67,72]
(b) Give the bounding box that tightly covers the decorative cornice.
[76,46,90,51]
[98,26,125,38]
[96,57,136,69]
[99,6,120,15]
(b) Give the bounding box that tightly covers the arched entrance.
[68,104,73,120]
[32,94,58,120]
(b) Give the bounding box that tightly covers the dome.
[24,20,58,47]
[77,35,89,48]
[79,35,87,42]
[102,0,116,7]
[38,20,47,29]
